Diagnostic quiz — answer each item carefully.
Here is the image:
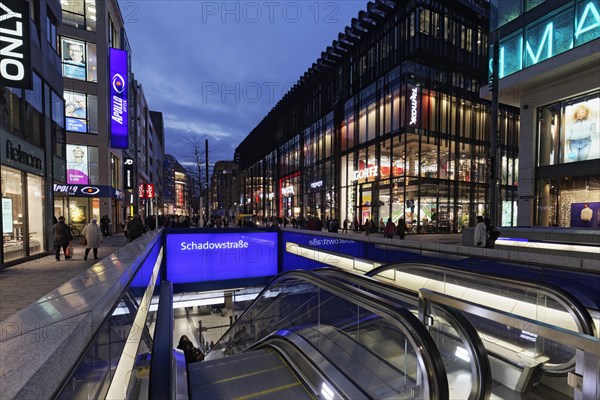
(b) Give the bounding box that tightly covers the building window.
[46,8,58,52]
[60,37,97,82]
[61,0,96,31]
[64,91,98,134]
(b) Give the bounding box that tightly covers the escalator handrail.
[210,269,450,400]
[317,267,492,400]
[367,261,598,338]
[150,280,175,400]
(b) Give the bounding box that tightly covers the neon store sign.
[409,87,418,125]
[492,1,600,78]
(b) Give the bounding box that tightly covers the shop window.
[46,8,58,52]
[2,166,25,262]
[561,96,599,164]
[27,174,44,256]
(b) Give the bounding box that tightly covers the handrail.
[368,262,598,338]
[208,269,450,399]
[317,267,492,400]
[150,281,175,400]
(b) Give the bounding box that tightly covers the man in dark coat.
[100,215,110,237]
[53,216,73,260]
[126,215,146,242]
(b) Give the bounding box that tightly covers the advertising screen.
[562,98,599,163]
[166,231,278,284]
[2,198,12,234]
[61,38,86,80]
[66,144,89,184]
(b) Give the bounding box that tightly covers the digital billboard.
[166,231,278,284]
[109,48,128,148]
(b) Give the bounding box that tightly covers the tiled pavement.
[0,233,128,322]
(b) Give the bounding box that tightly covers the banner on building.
[124,158,134,189]
[109,48,128,148]
[0,0,32,89]
[146,184,155,199]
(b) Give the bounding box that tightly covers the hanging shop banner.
[139,183,146,198]
[124,158,134,189]
[146,184,155,199]
[0,0,32,89]
[109,48,128,148]
[53,184,124,199]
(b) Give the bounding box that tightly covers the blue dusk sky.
[121,0,368,166]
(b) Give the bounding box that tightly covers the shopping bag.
[65,243,72,257]
[79,237,87,246]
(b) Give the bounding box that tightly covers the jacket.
[474,222,487,247]
[82,222,102,248]
[53,221,73,246]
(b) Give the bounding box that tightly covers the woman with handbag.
[81,218,102,260]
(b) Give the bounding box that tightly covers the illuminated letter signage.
[123,158,134,189]
[139,183,146,198]
[0,0,31,89]
[352,166,379,181]
[409,87,418,125]
[310,180,323,189]
[109,48,129,148]
[281,186,294,196]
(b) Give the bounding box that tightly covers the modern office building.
[486,0,600,228]
[210,160,240,217]
[235,0,520,233]
[1,0,65,266]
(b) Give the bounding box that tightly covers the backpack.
[489,226,501,241]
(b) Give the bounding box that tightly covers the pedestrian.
[474,215,487,247]
[82,218,102,260]
[396,218,408,239]
[353,217,360,233]
[384,217,396,238]
[177,335,204,364]
[126,215,146,242]
[364,218,371,236]
[484,217,501,248]
[100,215,110,237]
[52,216,73,261]
[342,217,349,234]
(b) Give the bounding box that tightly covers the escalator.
[191,270,450,399]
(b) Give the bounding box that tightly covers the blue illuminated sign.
[66,117,87,133]
[109,48,128,148]
[493,0,600,78]
[166,232,278,284]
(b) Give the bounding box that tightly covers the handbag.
[80,237,87,246]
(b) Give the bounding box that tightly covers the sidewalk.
[0,233,128,322]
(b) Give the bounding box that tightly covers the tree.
[179,133,207,216]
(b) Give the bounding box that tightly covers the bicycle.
[69,225,81,240]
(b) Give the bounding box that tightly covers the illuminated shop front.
[536,93,600,227]
[237,1,520,230]
[488,0,600,227]
[1,68,65,266]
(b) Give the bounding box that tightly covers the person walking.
[82,218,102,260]
[353,217,360,233]
[342,217,349,234]
[384,217,396,238]
[396,218,408,239]
[126,215,146,242]
[474,216,487,247]
[364,218,371,236]
[100,215,110,237]
[52,216,73,261]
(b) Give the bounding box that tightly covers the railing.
[0,230,164,400]
[419,288,600,400]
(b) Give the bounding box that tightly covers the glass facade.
[493,0,600,78]
[1,72,63,265]
[536,92,600,227]
[238,2,519,232]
